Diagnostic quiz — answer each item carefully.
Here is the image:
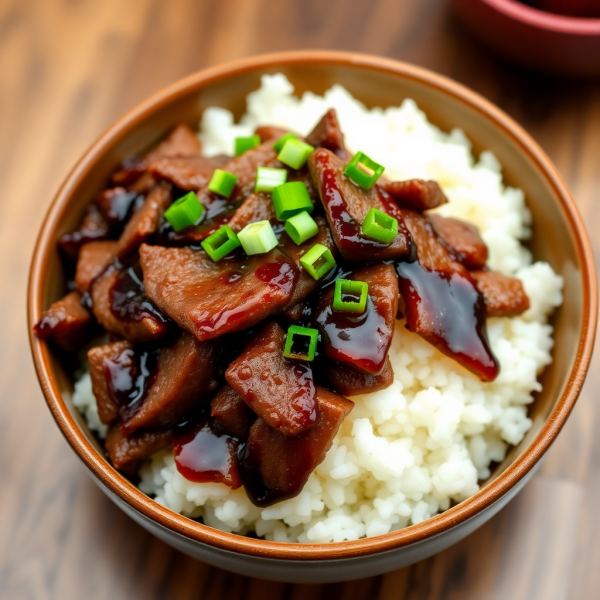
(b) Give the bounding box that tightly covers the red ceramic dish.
[453,0,600,75]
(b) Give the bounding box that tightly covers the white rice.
[73,75,563,543]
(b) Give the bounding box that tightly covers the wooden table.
[1,0,598,598]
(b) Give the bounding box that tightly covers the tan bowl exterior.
[28,51,597,582]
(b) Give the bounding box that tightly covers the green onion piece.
[284,211,318,245]
[299,243,336,280]
[284,325,319,361]
[234,135,261,157]
[343,151,385,190]
[208,169,239,198]
[333,279,368,313]
[201,225,241,261]
[271,181,313,221]
[361,208,398,244]
[272,132,298,152]
[254,167,288,193]
[238,220,278,255]
[277,138,314,169]
[164,191,205,232]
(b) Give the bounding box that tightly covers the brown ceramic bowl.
[28,51,597,583]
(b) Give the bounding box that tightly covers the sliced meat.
[226,321,317,436]
[33,291,94,351]
[95,187,144,231]
[308,148,411,261]
[123,332,221,434]
[91,264,171,343]
[174,420,242,489]
[210,385,253,439]
[327,356,394,397]
[305,108,349,159]
[428,213,488,269]
[226,192,277,232]
[380,179,448,212]
[140,244,298,341]
[114,183,172,259]
[239,386,354,507]
[471,270,530,317]
[281,300,306,323]
[396,209,499,381]
[75,241,117,293]
[279,215,337,314]
[87,340,134,425]
[314,264,399,374]
[57,204,110,262]
[255,126,290,142]
[105,426,172,474]
[148,155,228,190]
[112,124,201,186]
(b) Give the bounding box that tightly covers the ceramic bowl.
[453,0,600,76]
[28,51,597,583]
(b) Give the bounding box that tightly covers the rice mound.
[73,75,563,543]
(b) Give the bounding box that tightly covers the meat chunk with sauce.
[396,209,499,381]
[226,321,317,436]
[326,356,394,397]
[428,214,488,270]
[210,385,253,439]
[95,187,144,232]
[123,332,221,434]
[314,263,399,374]
[105,426,172,474]
[57,204,110,262]
[148,155,228,191]
[305,109,349,159]
[225,192,277,232]
[380,179,448,212]
[239,386,354,507]
[471,270,530,317]
[139,244,298,341]
[75,240,117,293]
[33,291,94,351]
[309,148,411,261]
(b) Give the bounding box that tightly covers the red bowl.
[452,0,600,76]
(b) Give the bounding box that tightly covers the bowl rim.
[28,49,597,561]
[482,0,600,33]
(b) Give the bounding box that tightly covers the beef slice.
[105,426,172,474]
[75,240,117,293]
[380,179,448,212]
[210,385,253,439]
[471,270,530,317]
[327,356,394,397]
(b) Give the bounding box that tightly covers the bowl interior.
[33,55,593,553]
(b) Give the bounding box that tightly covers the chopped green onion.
[277,138,314,169]
[272,132,298,152]
[299,243,336,280]
[164,191,205,232]
[333,279,368,313]
[361,208,398,244]
[344,152,385,190]
[208,169,239,198]
[284,211,319,245]
[201,225,241,261]
[238,220,278,255]
[254,167,288,193]
[234,135,261,156]
[284,325,319,361]
[271,181,313,221]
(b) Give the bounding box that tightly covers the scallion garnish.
[272,132,298,153]
[201,225,241,261]
[333,279,368,313]
[238,220,278,255]
[235,135,261,156]
[299,243,336,281]
[164,191,205,232]
[208,169,239,198]
[284,211,319,245]
[254,167,288,193]
[271,181,313,221]
[361,208,398,244]
[284,325,319,361]
[277,138,314,169]
[343,152,385,190]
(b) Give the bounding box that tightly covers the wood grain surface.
[1,0,598,598]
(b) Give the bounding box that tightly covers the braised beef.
[309,148,411,261]
[33,291,94,351]
[225,321,317,436]
[140,244,298,341]
[123,332,221,434]
[226,192,278,232]
[314,264,399,374]
[105,426,172,474]
[255,126,290,142]
[174,419,242,489]
[148,155,228,191]
[211,385,253,439]
[95,187,144,231]
[381,179,448,212]
[326,356,394,396]
[58,204,110,262]
[239,386,354,507]
[114,182,172,259]
[428,214,488,270]
[396,209,499,381]
[305,108,349,159]
[75,241,117,293]
[471,270,530,317]
[91,264,171,342]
